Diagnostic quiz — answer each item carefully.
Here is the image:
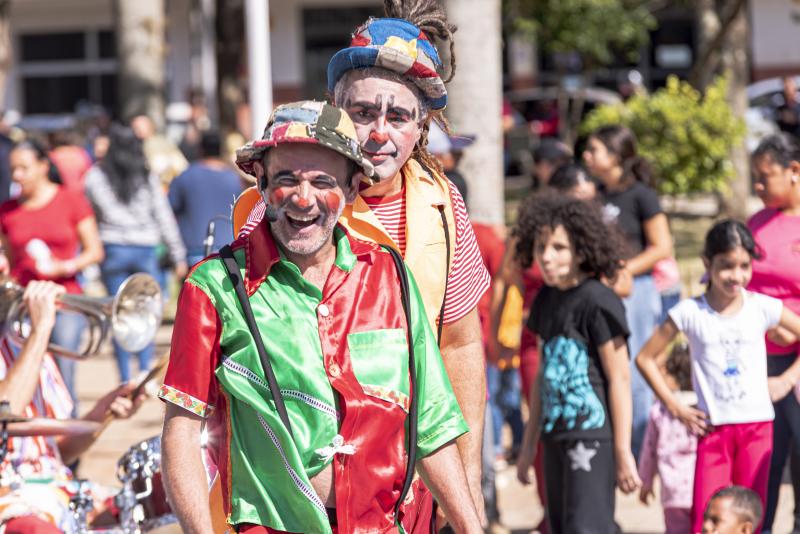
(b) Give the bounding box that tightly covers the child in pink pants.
[636,220,800,533]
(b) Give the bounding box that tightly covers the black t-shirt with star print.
[528,278,630,441]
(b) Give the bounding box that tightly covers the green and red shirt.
[159,221,467,534]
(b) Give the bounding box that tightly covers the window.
[18,30,117,115]
[302,7,382,99]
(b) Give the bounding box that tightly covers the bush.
[580,75,745,195]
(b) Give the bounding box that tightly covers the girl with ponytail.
[583,124,675,461]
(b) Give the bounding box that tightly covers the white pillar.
[444,0,504,225]
[200,0,219,125]
[245,0,273,138]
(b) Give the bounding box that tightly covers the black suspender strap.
[383,245,419,523]
[436,205,451,346]
[218,245,294,441]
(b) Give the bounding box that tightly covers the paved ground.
[74,322,796,533]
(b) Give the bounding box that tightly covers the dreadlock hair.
[382,0,456,176]
[512,191,628,282]
[383,0,457,82]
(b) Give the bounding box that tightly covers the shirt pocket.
[347,328,410,412]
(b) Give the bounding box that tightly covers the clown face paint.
[338,74,423,183]
[263,144,355,257]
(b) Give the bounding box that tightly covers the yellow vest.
[340,159,457,331]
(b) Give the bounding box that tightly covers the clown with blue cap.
[330,2,490,531]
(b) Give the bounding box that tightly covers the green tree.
[507,0,657,142]
[510,0,657,67]
[580,75,745,196]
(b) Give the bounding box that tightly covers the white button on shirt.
[318,304,330,317]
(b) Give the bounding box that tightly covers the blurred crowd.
[0,103,250,392]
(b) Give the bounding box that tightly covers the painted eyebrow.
[387,106,415,118]
[271,170,297,179]
[272,170,337,182]
[347,101,382,112]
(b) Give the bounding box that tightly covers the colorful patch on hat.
[271,105,321,128]
[383,36,419,61]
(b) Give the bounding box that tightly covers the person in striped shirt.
[0,280,145,533]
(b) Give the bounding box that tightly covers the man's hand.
[84,382,147,423]
[0,252,9,275]
[23,281,65,335]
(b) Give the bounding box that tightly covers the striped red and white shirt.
[239,183,490,325]
[0,338,73,481]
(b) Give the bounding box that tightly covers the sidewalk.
[74,321,796,532]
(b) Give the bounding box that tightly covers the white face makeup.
[337,74,423,182]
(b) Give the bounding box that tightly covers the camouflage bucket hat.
[235,100,374,178]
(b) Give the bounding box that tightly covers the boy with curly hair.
[514,192,641,533]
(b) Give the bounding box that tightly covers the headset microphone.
[264,204,282,223]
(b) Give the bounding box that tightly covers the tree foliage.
[580,75,745,195]
[509,0,657,66]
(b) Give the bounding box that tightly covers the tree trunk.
[691,0,747,91]
[0,1,11,107]
[215,0,245,135]
[444,0,505,225]
[692,0,720,91]
[114,0,166,129]
[720,3,750,219]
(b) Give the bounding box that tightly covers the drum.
[116,436,175,533]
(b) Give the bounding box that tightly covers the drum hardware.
[0,400,23,464]
[116,436,176,533]
[69,479,93,534]
[0,272,163,360]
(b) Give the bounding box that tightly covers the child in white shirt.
[636,219,800,533]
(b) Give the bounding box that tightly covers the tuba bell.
[0,273,163,360]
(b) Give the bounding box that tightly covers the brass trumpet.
[0,273,163,359]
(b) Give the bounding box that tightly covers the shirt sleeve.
[440,185,491,325]
[66,190,94,226]
[158,279,223,417]
[637,184,663,222]
[754,292,784,330]
[406,264,469,457]
[587,287,630,348]
[527,288,548,336]
[668,299,690,332]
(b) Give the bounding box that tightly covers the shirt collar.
[242,218,379,295]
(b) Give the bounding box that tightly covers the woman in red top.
[0,139,104,401]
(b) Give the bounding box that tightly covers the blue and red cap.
[327,18,448,111]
